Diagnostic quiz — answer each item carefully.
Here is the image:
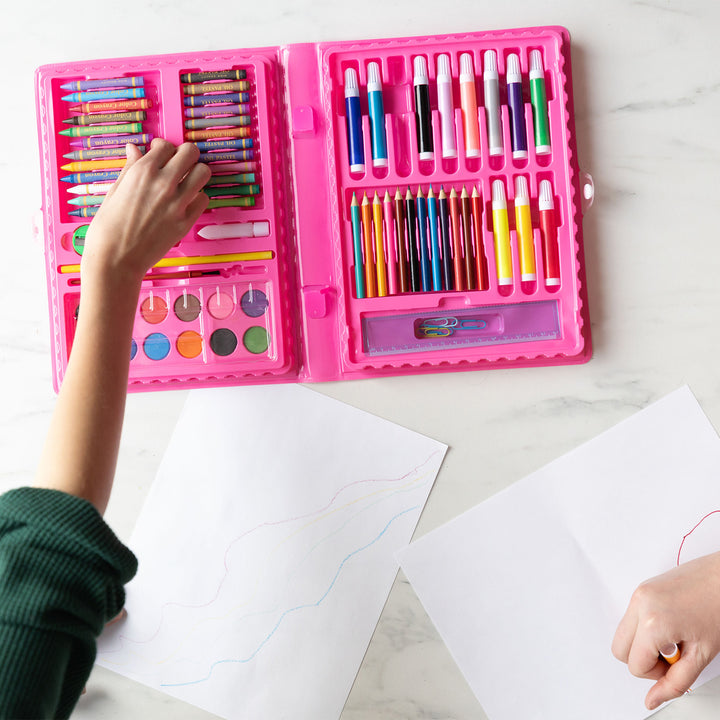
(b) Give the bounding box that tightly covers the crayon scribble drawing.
[97,385,446,720]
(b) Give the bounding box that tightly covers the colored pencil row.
[349,178,560,299]
[344,48,551,173]
[181,67,261,210]
[59,75,153,217]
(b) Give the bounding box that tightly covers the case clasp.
[302,285,333,319]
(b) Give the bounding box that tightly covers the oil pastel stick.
[394,188,409,293]
[405,188,421,292]
[413,56,434,161]
[483,50,503,156]
[436,54,457,159]
[61,76,144,91]
[204,173,256,186]
[427,186,442,291]
[68,98,152,113]
[196,221,270,239]
[367,62,388,168]
[184,103,251,118]
[438,188,454,291]
[416,187,431,292]
[539,180,560,286]
[206,197,256,208]
[459,53,481,159]
[506,53,528,159]
[361,194,377,297]
[193,138,253,152]
[350,193,366,298]
[197,149,254,163]
[471,186,487,290]
[180,69,247,83]
[184,127,251,141]
[185,115,252,130]
[183,92,250,107]
[514,176,537,282]
[182,80,250,95]
[449,188,464,291]
[373,192,388,297]
[344,68,365,173]
[61,88,145,102]
[204,184,260,197]
[492,180,513,286]
[208,161,256,174]
[529,50,551,153]
[383,190,397,295]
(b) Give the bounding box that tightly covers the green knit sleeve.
[0,487,137,719]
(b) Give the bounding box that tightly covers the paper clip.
[418,316,487,338]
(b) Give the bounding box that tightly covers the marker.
[416,187,431,291]
[367,62,388,168]
[61,76,144,91]
[183,80,250,95]
[63,111,146,126]
[492,180,513,286]
[413,56,434,160]
[427,187,442,291]
[61,159,127,172]
[383,190,397,295]
[183,92,250,107]
[436,54,457,159]
[60,170,121,184]
[538,180,560,286]
[506,53,528,159]
[59,122,143,138]
[483,51,503,156]
[471,186,487,290]
[460,186,476,289]
[197,221,270,239]
[69,133,151,149]
[438,188,454,291]
[459,53,481,159]
[405,188,420,291]
[514,176,537,282]
[62,88,145,102]
[361,194,376,297]
[344,68,365,173]
[180,69,248,83]
[394,188,409,294]
[529,50,551,153]
[660,644,680,665]
[373,193,388,296]
[59,250,274,274]
[448,188,464,291]
[67,181,114,195]
[350,194,365,298]
[68,98,152,113]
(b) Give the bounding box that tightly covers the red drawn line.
[676,510,720,566]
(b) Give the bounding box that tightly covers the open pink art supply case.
[35,25,593,392]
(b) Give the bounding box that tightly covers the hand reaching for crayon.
[612,550,720,710]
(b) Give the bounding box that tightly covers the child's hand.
[612,551,720,710]
[80,139,211,287]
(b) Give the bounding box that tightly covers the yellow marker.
[660,643,680,665]
[373,192,388,297]
[59,250,273,274]
[60,158,128,172]
[514,176,537,282]
[491,180,513,286]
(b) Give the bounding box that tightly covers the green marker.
[71,224,90,255]
[59,122,143,138]
[529,50,551,154]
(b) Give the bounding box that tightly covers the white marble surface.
[3,0,720,718]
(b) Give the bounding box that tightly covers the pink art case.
[35,25,593,392]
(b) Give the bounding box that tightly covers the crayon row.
[59,75,153,217]
[343,49,551,173]
[180,68,262,210]
[349,178,560,299]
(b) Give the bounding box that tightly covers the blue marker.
[506,53,528,159]
[416,187,431,291]
[366,62,388,168]
[427,187,442,291]
[344,68,365,173]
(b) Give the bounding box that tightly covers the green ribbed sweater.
[0,487,137,719]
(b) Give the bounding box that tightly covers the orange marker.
[361,194,377,298]
[660,643,680,665]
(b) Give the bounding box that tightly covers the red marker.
[539,180,560,287]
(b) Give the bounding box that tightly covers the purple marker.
[506,54,528,159]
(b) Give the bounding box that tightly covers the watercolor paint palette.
[35,26,593,392]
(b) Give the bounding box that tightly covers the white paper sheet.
[396,386,720,720]
[97,385,446,720]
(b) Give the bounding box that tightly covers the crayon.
[529,50,551,153]
[344,68,365,173]
[204,173,256,186]
[413,56,434,160]
[367,62,388,168]
[427,187,442,291]
[61,158,127,172]
[69,133,151,149]
[416,187,431,291]
[483,51,503,156]
[180,69,247,83]
[538,180,560,286]
[460,187,476,289]
[68,98,152,113]
[183,92,249,107]
[361,194,376,297]
[59,122,143,138]
[68,207,98,218]
[471,186,487,290]
[436,54,457,159]
[60,170,121,183]
[373,193,388,296]
[514,176,537,282]
[183,80,250,95]
[438,188,454,291]
[492,180,513,286]
[185,115,252,130]
[63,111,146,125]
[67,195,104,206]
[61,76,144,91]
[198,149,254,163]
[62,88,145,102]
[67,181,115,195]
[184,103,250,118]
[193,138,253,152]
[448,188,464,291]
[394,188,409,293]
[506,54,528,159]
[383,190,397,295]
[405,188,420,291]
[350,194,365,299]
[209,161,256,174]
[204,184,261,197]
[184,127,251,141]
[459,54,481,159]
[206,197,256,208]
[63,146,144,160]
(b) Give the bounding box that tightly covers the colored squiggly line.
[102,450,441,653]
[159,504,420,687]
[676,509,720,566]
